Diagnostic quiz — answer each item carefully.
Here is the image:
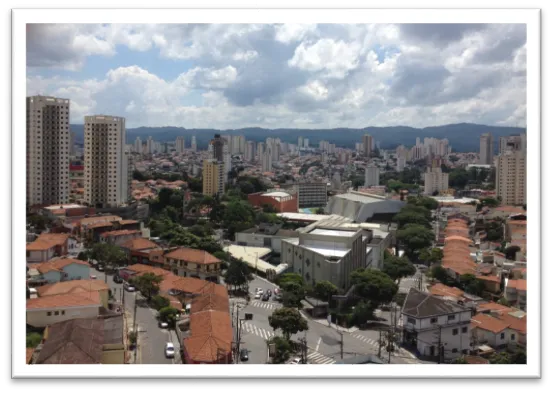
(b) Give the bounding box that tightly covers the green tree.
[351,301,377,326]
[393,205,431,229]
[268,336,293,364]
[223,258,254,292]
[268,307,309,340]
[351,269,398,308]
[91,242,127,269]
[132,169,148,181]
[505,246,521,260]
[489,352,512,364]
[459,274,485,297]
[262,204,278,213]
[430,265,451,284]
[382,256,416,284]
[449,155,459,163]
[452,357,468,364]
[313,280,339,301]
[26,332,42,348]
[510,350,527,364]
[393,292,407,307]
[77,251,89,261]
[480,197,500,208]
[419,248,444,264]
[131,273,164,300]
[158,306,180,328]
[497,297,510,307]
[151,295,170,311]
[278,273,305,289]
[281,282,306,308]
[407,196,439,211]
[449,168,470,189]
[314,207,326,214]
[27,214,52,232]
[397,224,434,259]
[222,200,256,240]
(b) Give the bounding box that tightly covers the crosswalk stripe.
[306,350,335,364]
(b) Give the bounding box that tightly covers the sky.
[26,23,527,129]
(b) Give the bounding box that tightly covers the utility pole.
[378,330,383,358]
[339,331,344,360]
[437,325,443,364]
[133,292,138,363]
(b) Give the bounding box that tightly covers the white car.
[159,321,169,329]
[125,285,135,292]
[290,357,302,364]
[165,342,175,358]
[255,287,263,293]
[254,292,261,299]
[90,275,97,280]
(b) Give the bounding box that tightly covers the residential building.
[26,233,70,263]
[402,288,473,361]
[190,136,197,152]
[257,142,264,161]
[471,309,526,351]
[499,134,526,154]
[26,95,71,206]
[33,315,125,364]
[202,159,224,196]
[28,257,90,284]
[134,137,142,154]
[298,136,304,149]
[505,279,527,311]
[99,229,142,246]
[247,189,298,213]
[36,279,110,308]
[396,157,406,172]
[210,134,225,162]
[281,221,373,290]
[495,150,526,205]
[262,147,272,173]
[164,247,222,282]
[364,165,380,187]
[325,191,405,222]
[84,115,130,208]
[303,138,309,148]
[26,291,102,328]
[223,143,232,179]
[424,167,449,195]
[245,140,255,162]
[175,136,185,153]
[479,133,493,165]
[362,134,373,157]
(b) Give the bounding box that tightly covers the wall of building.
[101,346,126,364]
[416,324,472,360]
[27,249,55,263]
[247,193,298,213]
[26,306,100,328]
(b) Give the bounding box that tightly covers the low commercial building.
[236,223,299,253]
[99,229,142,246]
[247,189,298,213]
[325,191,405,222]
[281,182,328,208]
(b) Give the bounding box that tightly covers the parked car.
[262,293,270,301]
[255,287,263,293]
[240,349,249,361]
[124,283,135,292]
[274,288,280,295]
[254,292,261,299]
[158,321,169,329]
[290,357,302,364]
[113,275,123,284]
[96,265,105,272]
[165,342,175,358]
[266,289,272,296]
[89,274,97,280]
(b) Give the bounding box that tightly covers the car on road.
[96,265,105,272]
[266,289,272,296]
[255,288,263,294]
[124,283,135,292]
[158,321,169,329]
[240,349,249,361]
[165,342,175,358]
[254,292,261,299]
[90,274,97,280]
[113,275,123,284]
[290,357,302,364]
[262,293,270,301]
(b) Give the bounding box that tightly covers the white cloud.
[26,23,527,129]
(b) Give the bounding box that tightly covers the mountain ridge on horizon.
[70,122,526,153]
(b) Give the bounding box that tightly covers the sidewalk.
[307,314,359,333]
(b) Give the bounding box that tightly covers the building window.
[61,311,65,315]
[47,312,52,316]
[500,333,505,339]
[430,317,438,324]
[462,349,468,355]
[462,327,468,333]
[511,334,515,340]
[447,315,455,321]
[452,328,458,336]
[407,317,416,325]
[451,348,458,354]
[54,311,60,316]
[305,258,310,266]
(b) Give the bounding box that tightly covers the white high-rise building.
[479,133,493,165]
[362,134,373,157]
[495,150,526,205]
[364,165,380,187]
[223,143,231,182]
[245,141,255,162]
[26,95,71,206]
[262,145,273,173]
[84,115,129,208]
[257,142,264,161]
[298,136,304,149]
[397,157,406,172]
[146,136,154,154]
[70,131,76,156]
[424,167,449,195]
[134,137,142,154]
[191,136,197,152]
[175,136,185,153]
[304,138,310,148]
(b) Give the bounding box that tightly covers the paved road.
[94,267,178,364]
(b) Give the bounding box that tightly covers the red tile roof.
[120,237,160,250]
[507,279,527,291]
[429,283,465,299]
[37,280,109,297]
[35,258,89,274]
[471,313,510,334]
[164,248,220,265]
[184,310,232,363]
[27,291,101,310]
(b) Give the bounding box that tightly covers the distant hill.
[70,123,526,153]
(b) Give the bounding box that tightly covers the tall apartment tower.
[396,157,406,172]
[499,134,527,155]
[362,134,373,157]
[134,137,142,154]
[364,165,380,187]
[257,142,265,161]
[191,136,197,152]
[210,134,225,162]
[424,167,449,195]
[262,146,273,173]
[479,133,493,165]
[245,141,255,162]
[84,115,129,208]
[175,136,185,153]
[202,159,225,196]
[303,138,310,149]
[495,150,526,205]
[146,136,154,154]
[298,136,304,149]
[26,95,71,206]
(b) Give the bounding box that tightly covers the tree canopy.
[158,306,180,328]
[393,205,432,229]
[397,224,435,260]
[419,248,444,264]
[351,268,398,307]
[459,274,485,297]
[131,273,164,300]
[382,255,416,284]
[222,200,256,240]
[313,280,339,301]
[407,196,439,211]
[223,258,254,291]
[268,307,309,340]
[90,242,127,268]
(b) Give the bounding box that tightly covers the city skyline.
[27,23,526,130]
